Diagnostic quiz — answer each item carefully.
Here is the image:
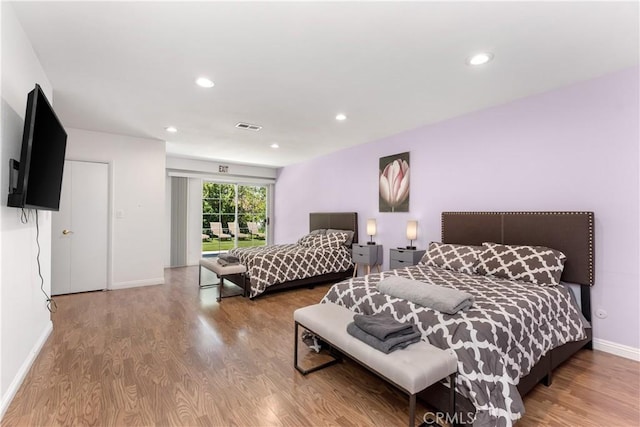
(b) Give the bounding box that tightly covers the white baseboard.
[0,320,53,419]
[109,277,165,290]
[593,338,640,361]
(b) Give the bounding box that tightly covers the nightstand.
[389,248,426,269]
[352,244,382,277]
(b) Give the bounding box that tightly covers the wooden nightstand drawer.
[352,244,382,277]
[353,251,374,264]
[389,248,426,270]
[352,244,380,265]
[390,258,412,269]
[390,249,417,262]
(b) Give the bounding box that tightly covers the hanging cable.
[20,208,29,224]
[35,210,56,313]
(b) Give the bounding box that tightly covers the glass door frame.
[202,180,269,255]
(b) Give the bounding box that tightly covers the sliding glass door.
[202,182,267,254]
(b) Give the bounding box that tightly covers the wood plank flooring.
[3,266,639,426]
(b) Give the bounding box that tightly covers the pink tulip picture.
[379,152,410,212]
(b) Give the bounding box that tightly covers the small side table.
[389,248,426,270]
[352,244,382,277]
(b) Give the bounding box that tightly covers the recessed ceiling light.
[467,52,494,66]
[195,77,214,88]
[165,126,178,133]
[270,143,279,149]
[335,113,347,121]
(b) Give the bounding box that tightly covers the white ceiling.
[9,1,639,168]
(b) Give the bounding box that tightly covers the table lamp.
[367,219,377,245]
[406,220,417,250]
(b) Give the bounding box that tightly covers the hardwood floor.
[3,266,639,426]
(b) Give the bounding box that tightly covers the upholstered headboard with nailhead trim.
[442,211,595,321]
[441,211,594,286]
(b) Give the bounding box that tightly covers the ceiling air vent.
[235,122,262,131]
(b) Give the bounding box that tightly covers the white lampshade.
[406,220,418,240]
[367,219,377,236]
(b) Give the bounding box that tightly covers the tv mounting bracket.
[8,158,19,195]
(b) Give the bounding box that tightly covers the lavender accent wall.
[274,66,639,349]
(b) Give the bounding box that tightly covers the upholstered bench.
[199,258,247,301]
[293,303,458,427]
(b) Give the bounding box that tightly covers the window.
[202,182,267,254]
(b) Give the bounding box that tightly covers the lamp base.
[367,241,376,245]
[406,246,416,250]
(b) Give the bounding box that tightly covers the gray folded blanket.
[353,313,415,341]
[219,254,240,263]
[217,254,240,266]
[377,276,474,314]
[347,322,421,354]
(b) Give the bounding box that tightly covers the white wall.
[65,128,166,289]
[166,156,277,182]
[0,3,55,416]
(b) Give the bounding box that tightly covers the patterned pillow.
[297,234,312,246]
[297,233,319,246]
[297,229,330,245]
[326,229,355,247]
[300,232,348,249]
[476,242,566,286]
[420,242,483,275]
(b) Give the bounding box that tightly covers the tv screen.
[7,84,67,211]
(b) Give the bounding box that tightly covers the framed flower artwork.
[379,152,410,212]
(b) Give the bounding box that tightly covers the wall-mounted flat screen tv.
[7,84,67,211]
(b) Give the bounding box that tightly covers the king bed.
[320,211,594,426]
[225,212,358,298]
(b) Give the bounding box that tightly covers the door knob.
[62,229,73,235]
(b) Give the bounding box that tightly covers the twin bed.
[223,210,593,426]
[226,212,359,298]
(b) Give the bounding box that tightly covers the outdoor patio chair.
[210,222,232,240]
[247,222,266,239]
[228,221,250,240]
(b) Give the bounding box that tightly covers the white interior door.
[52,160,108,295]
